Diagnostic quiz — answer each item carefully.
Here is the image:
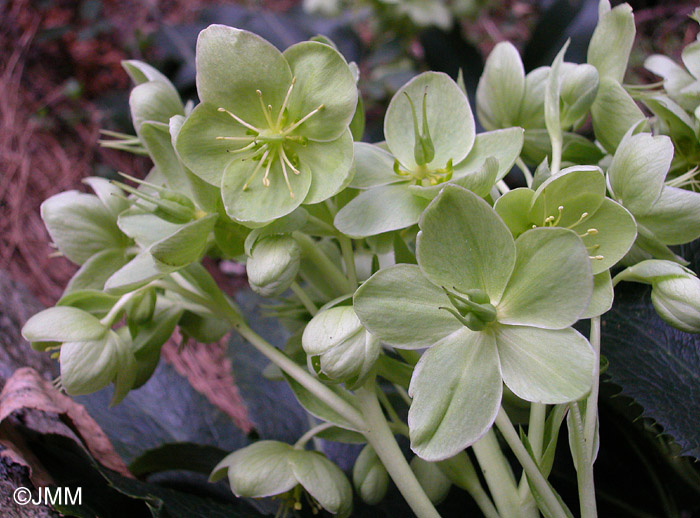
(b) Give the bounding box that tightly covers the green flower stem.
[339,235,358,288]
[570,403,597,518]
[356,379,442,518]
[516,157,534,187]
[393,383,412,406]
[294,422,336,449]
[376,385,402,426]
[235,322,366,430]
[495,408,569,518]
[516,403,548,515]
[496,180,511,196]
[99,289,141,328]
[472,429,520,518]
[293,231,352,296]
[290,282,318,315]
[438,454,501,518]
[550,135,563,176]
[584,317,601,459]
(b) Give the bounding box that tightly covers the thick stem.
[495,408,569,518]
[338,236,358,288]
[550,136,562,176]
[472,430,520,518]
[437,452,501,518]
[294,422,335,449]
[356,381,442,518]
[290,282,318,315]
[293,231,352,296]
[584,317,601,458]
[516,157,534,187]
[571,403,598,518]
[235,323,365,430]
[517,403,548,515]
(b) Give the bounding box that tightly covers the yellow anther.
[589,255,604,260]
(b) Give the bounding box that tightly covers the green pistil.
[439,287,497,332]
[404,88,435,166]
[393,158,453,186]
[216,77,322,198]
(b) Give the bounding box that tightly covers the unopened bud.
[651,276,700,333]
[410,456,451,504]
[353,445,389,505]
[247,235,301,297]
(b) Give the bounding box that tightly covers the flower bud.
[560,64,599,128]
[126,287,157,325]
[410,456,451,504]
[302,306,380,386]
[247,235,301,297]
[353,444,389,505]
[651,276,700,333]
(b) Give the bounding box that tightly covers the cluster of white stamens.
[215,76,325,198]
[532,205,604,261]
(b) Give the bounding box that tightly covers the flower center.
[532,205,604,262]
[215,76,325,198]
[439,287,497,331]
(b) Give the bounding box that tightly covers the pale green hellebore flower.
[176,25,358,225]
[354,185,595,460]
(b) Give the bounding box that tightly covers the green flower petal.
[349,142,403,189]
[497,227,592,328]
[476,42,525,131]
[300,130,354,205]
[60,331,120,395]
[607,132,673,215]
[581,271,613,319]
[636,186,700,245]
[529,166,606,229]
[283,41,357,142]
[289,450,353,518]
[175,102,246,186]
[334,183,426,238]
[353,264,461,349]
[408,328,502,461]
[570,197,637,274]
[494,187,536,237]
[130,81,183,131]
[417,185,515,300]
[494,325,594,403]
[221,155,311,225]
[386,72,475,171]
[117,208,182,248]
[196,25,292,129]
[591,78,647,153]
[104,251,178,295]
[452,127,524,182]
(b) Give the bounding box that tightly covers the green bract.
[176,25,357,225]
[211,441,353,518]
[354,185,595,460]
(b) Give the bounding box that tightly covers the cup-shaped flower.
[334,71,524,237]
[211,441,352,518]
[354,185,595,460]
[247,235,301,297]
[175,25,357,225]
[606,131,700,262]
[302,306,380,387]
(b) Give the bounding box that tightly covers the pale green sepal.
[645,55,695,110]
[283,41,357,142]
[495,325,594,403]
[607,132,673,215]
[581,271,613,319]
[587,2,635,83]
[386,71,475,171]
[289,450,353,518]
[110,328,138,406]
[591,78,647,153]
[682,40,700,79]
[82,177,129,218]
[56,290,119,320]
[544,42,568,151]
[349,142,403,189]
[571,198,637,274]
[284,374,363,431]
[417,185,516,301]
[410,457,451,504]
[175,102,246,186]
[651,276,700,333]
[560,64,599,128]
[615,259,693,284]
[22,306,108,343]
[476,42,525,130]
[122,60,176,94]
[213,441,297,497]
[519,67,549,129]
[139,122,190,194]
[41,191,129,265]
[60,331,120,395]
[247,235,301,297]
[195,25,292,129]
[497,228,592,328]
[130,81,184,131]
[104,251,178,295]
[636,187,700,245]
[451,127,524,182]
[408,328,502,461]
[117,208,182,248]
[150,214,217,267]
[300,130,354,205]
[64,248,129,294]
[221,156,311,225]
[353,264,461,349]
[334,183,426,238]
[353,445,389,505]
[494,187,536,237]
